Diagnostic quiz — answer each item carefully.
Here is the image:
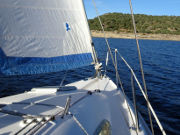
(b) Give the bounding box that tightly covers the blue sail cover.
[0,0,94,75]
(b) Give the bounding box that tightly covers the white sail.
[0,0,94,75]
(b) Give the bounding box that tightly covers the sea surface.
[0,38,180,135]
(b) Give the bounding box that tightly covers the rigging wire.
[91,0,166,135]
[128,0,154,134]
[91,0,138,133]
[117,51,166,135]
[91,0,117,69]
[91,0,127,100]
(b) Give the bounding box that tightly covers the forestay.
[0,0,94,75]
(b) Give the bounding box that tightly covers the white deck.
[0,77,151,135]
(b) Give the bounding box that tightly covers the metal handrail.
[111,49,166,135]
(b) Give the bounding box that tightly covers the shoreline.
[91,30,180,41]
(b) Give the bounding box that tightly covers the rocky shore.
[91,30,180,41]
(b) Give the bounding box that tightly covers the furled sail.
[0,0,94,75]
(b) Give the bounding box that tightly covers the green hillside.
[88,13,180,35]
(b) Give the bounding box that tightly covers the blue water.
[0,38,180,134]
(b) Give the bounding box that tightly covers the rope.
[59,70,68,87]
[91,1,165,134]
[128,0,154,134]
[117,51,166,135]
[91,0,126,101]
[70,92,92,107]
[73,115,89,135]
[31,91,87,106]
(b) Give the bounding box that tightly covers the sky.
[84,0,180,19]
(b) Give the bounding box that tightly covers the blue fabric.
[0,49,93,75]
[66,23,70,31]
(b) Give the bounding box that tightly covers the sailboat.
[0,0,166,134]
